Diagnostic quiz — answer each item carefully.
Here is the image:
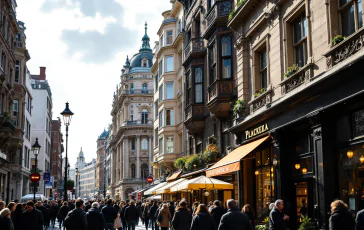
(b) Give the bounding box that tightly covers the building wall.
[79,160,96,198]
[51,118,63,194]
[96,134,106,195]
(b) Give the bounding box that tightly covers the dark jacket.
[169,205,175,219]
[218,208,252,230]
[191,212,216,230]
[86,208,105,230]
[63,207,87,230]
[113,204,120,214]
[149,205,158,219]
[84,204,91,213]
[49,205,58,218]
[356,209,364,230]
[329,208,355,230]
[68,203,75,211]
[21,208,44,230]
[0,216,14,230]
[269,208,285,230]
[120,204,129,221]
[125,205,139,221]
[211,206,226,226]
[35,205,46,219]
[101,204,117,224]
[58,205,70,221]
[11,209,23,230]
[172,207,192,230]
[142,205,151,220]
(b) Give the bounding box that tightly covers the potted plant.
[184,154,201,171]
[232,100,246,116]
[299,215,315,230]
[284,64,300,78]
[332,35,345,46]
[174,156,188,170]
[254,88,267,98]
[0,111,11,122]
[203,144,219,163]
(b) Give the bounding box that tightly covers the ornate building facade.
[110,25,154,199]
[95,129,107,197]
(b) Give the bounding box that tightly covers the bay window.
[159,111,163,129]
[186,71,191,105]
[221,36,232,79]
[194,68,203,103]
[166,55,174,72]
[166,82,174,99]
[159,137,164,154]
[159,84,164,103]
[166,30,173,45]
[166,109,174,126]
[159,60,163,76]
[13,99,18,126]
[166,136,174,153]
[15,60,20,83]
[209,43,216,84]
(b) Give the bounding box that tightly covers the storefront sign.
[245,124,269,139]
[353,109,364,138]
[206,162,240,177]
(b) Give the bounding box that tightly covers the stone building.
[95,129,107,197]
[151,0,185,179]
[51,118,64,198]
[110,24,154,199]
[79,158,96,198]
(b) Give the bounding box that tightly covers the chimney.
[40,67,46,80]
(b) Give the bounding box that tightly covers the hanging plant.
[299,215,315,230]
[254,88,267,98]
[208,135,217,144]
[284,64,300,78]
[184,154,201,171]
[232,100,246,116]
[203,144,219,163]
[332,35,345,46]
[174,156,188,170]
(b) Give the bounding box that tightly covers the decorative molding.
[311,128,322,139]
[280,63,312,95]
[235,34,247,50]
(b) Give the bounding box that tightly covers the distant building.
[79,159,96,198]
[51,118,64,198]
[96,129,107,197]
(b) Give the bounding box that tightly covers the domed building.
[75,147,86,170]
[110,23,154,199]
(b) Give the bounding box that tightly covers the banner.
[45,176,53,189]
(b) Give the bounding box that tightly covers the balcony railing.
[120,89,152,95]
[183,38,205,62]
[185,104,204,120]
[206,1,231,28]
[249,87,273,114]
[279,63,313,96]
[122,120,153,126]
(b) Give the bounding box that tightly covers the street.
[50,220,148,230]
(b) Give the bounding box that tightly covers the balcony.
[0,120,15,149]
[248,86,273,114]
[157,152,178,164]
[279,63,313,96]
[119,89,152,95]
[207,80,234,117]
[121,120,153,127]
[184,104,204,134]
[324,27,364,70]
[203,0,231,39]
[183,38,205,64]
[227,0,262,28]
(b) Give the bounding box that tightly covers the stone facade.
[95,129,107,197]
[51,118,64,197]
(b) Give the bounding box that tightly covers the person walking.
[0,201,5,212]
[11,203,23,230]
[63,198,88,230]
[7,202,16,213]
[119,201,126,230]
[190,204,216,230]
[171,201,192,230]
[149,201,159,230]
[329,200,354,230]
[168,202,175,229]
[58,201,70,230]
[268,199,289,230]
[210,201,226,226]
[102,199,118,230]
[125,200,139,230]
[50,201,58,228]
[242,204,255,228]
[356,207,364,230]
[22,201,44,230]
[157,204,171,230]
[218,199,252,230]
[0,208,14,230]
[142,202,151,230]
[86,202,105,230]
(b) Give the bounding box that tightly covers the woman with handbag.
[157,204,171,230]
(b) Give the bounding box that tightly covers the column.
[148,136,153,173]
[18,175,23,199]
[119,143,123,179]
[123,138,129,178]
[116,146,119,182]
[136,135,141,178]
[111,149,115,185]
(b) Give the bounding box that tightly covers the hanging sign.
[30,173,41,182]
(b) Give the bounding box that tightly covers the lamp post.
[78,171,81,198]
[75,167,78,198]
[61,102,74,201]
[32,138,41,203]
[103,158,106,199]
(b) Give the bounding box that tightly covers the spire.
[80,146,82,152]
[123,55,130,68]
[139,21,152,52]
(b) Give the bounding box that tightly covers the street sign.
[45,176,53,189]
[30,173,41,182]
[44,173,50,182]
[146,176,153,183]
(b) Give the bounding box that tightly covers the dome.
[130,52,153,68]
[99,128,108,139]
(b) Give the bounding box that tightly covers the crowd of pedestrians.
[1,197,364,230]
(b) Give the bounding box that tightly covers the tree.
[67,180,74,190]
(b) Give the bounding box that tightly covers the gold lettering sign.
[245,124,269,139]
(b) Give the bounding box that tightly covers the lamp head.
[60,102,74,126]
[32,138,41,156]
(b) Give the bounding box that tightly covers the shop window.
[194,68,203,103]
[293,156,314,175]
[293,14,308,67]
[221,36,231,79]
[339,0,363,37]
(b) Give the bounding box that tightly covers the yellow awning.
[155,178,187,194]
[206,136,270,177]
[170,176,233,192]
[144,182,168,195]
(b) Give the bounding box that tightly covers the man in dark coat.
[49,201,58,228]
[172,201,192,230]
[22,201,44,230]
[356,208,364,230]
[86,202,105,230]
[218,199,252,230]
[101,199,117,230]
[269,199,289,230]
[210,200,226,226]
[149,201,159,230]
[68,201,75,211]
[84,202,92,213]
[58,202,70,230]
[120,200,130,230]
[63,198,87,230]
[125,200,139,230]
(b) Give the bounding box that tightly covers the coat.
[158,207,171,228]
[149,205,158,219]
[11,209,23,230]
[21,209,44,230]
[125,205,139,222]
[58,205,70,221]
[86,208,105,230]
[171,207,192,230]
[329,208,355,230]
[210,206,226,226]
[356,209,364,230]
[63,207,87,230]
[0,216,14,230]
[218,208,252,230]
[142,205,151,220]
[269,208,286,230]
[101,205,117,224]
[191,212,216,230]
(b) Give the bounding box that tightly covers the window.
[178,20,183,32]
[15,60,20,83]
[142,109,148,124]
[339,0,363,37]
[130,83,134,93]
[195,68,203,103]
[154,101,158,118]
[208,0,216,9]
[142,59,148,67]
[166,56,174,72]
[130,115,134,121]
[155,74,159,92]
[209,43,217,84]
[260,49,268,89]
[186,71,192,105]
[166,82,174,99]
[142,83,148,93]
[141,163,148,178]
[166,30,173,44]
[160,35,164,47]
[159,137,164,154]
[159,111,163,129]
[166,109,174,126]
[13,99,18,126]
[142,138,148,150]
[131,139,135,150]
[189,136,193,155]
[159,84,164,103]
[154,129,158,147]
[131,164,136,178]
[293,14,307,67]
[159,60,163,76]
[221,36,232,79]
[166,136,174,153]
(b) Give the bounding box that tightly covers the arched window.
[142,83,148,93]
[142,109,148,124]
[141,163,148,178]
[142,138,148,150]
[131,164,136,178]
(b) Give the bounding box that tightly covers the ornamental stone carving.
[235,35,247,50]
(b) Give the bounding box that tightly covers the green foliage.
[185,154,201,171]
[237,0,247,8]
[174,156,188,170]
[232,100,246,116]
[299,215,315,230]
[256,225,266,230]
[263,217,269,229]
[284,64,300,78]
[203,144,219,163]
[229,0,247,20]
[0,111,11,122]
[228,10,235,20]
[67,180,74,188]
[254,88,267,98]
[332,35,345,46]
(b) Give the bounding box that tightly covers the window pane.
[222,59,231,78]
[221,37,231,56]
[166,82,174,99]
[303,16,307,37]
[195,68,202,83]
[166,31,173,44]
[166,56,174,72]
[294,17,303,43]
[359,0,363,29]
[340,0,351,7]
[295,43,306,67]
[342,4,356,36]
[159,111,163,128]
[166,110,174,125]
[261,70,267,89]
[260,50,267,69]
[159,138,164,153]
[255,166,274,223]
[166,137,174,153]
[210,66,216,83]
[195,84,203,103]
[159,61,163,75]
[159,85,163,102]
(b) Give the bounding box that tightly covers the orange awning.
[206,136,270,177]
[166,171,182,181]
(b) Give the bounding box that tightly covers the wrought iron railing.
[183,38,205,62]
[206,1,231,28]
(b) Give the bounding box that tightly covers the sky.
[16,0,169,167]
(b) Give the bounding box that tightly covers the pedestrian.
[210,201,226,226]
[157,204,171,230]
[86,202,105,230]
[63,198,87,230]
[168,201,175,229]
[102,199,118,230]
[171,200,192,230]
[119,201,125,230]
[356,206,364,230]
[68,201,75,211]
[136,201,142,225]
[11,203,23,230]
[190,204,216,230]
[218,199,252,230]
[149,201,159,230]
[192,202,199,216]
[329,200,354,230]
[142,202,151,230]
[242,204,255,227]
[121,200,130,230]
[50,201,58,228]
[125,200,139,230]
[84,202,91,213]
[22,201,44,230]
[58,201,70,230]
[140,202,146,225]
[7,202,16,213]
[43,202,51,229]
[0,208,14,230]
[0,201,5,212]
[114,201,121,214]
[268,199,289,230]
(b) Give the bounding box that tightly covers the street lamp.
[61,102,74,201]
[75,167,78,198]
[103,158,106,198]
[32,138,41,203]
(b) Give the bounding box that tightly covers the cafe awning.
[155,178,187,194]
[146,195,162,200]
[166,171,182,181]
[144,182,168,195]
[170,175,233,192]
[206,136,270,177]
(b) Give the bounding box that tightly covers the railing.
[183,38,205,62]
[206,1,231,28]
[126,75,152,80]
[122,120,153,126]
[280,63,312,96]
[120,89,152,95]
[129,67,151,73]
[249,89,272,114]
[185,105,204,120]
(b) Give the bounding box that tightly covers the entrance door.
[294,180,315,228]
